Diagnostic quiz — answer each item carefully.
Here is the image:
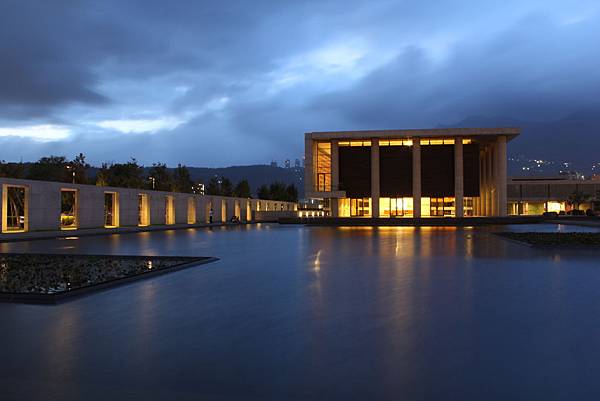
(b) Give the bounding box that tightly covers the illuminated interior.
[187,197,196,224]
[2,185,28,233]
[508,201,567,215]
[420,139,455,145]
[138,193,150,226]
[104,192,119,228]
[379,197,414,217]
[338,140,372,147]
[60,189,78,230]
[165,195,175,225]
[315,141,332,191]
[379,139,413,146]
[339,197,371,217]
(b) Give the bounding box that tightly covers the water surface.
[1,223,600,400]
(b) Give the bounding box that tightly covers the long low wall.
[0,178,297,237]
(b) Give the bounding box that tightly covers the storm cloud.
[1,0,599,166]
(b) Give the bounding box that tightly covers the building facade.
[305,128,520,218]
[507,177,600,215]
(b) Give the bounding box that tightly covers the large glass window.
[423,197,455,217]
[2,185,27,232]
[464,197,475,217]
[379,197,414,217]
[339,197,371,217]
[316,142,331,191]
[104,192,119,228]
[60,189,78,229]
[138,194,150,226]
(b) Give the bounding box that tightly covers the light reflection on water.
[1,223,600,400]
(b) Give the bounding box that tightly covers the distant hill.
[441,111,600,176]
[184,165,304,197]
[59,164,305,197]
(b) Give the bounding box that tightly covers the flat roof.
[306,127,520,141]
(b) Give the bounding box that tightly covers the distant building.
[284,159,291,169]
[295,158,301,168]
[270,161,278,167]
[304,127,518,217]
[507,177,600,214]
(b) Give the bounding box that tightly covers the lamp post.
[66,165,75,184]
[149,176,156,190]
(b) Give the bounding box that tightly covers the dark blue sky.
[1,0,599,167]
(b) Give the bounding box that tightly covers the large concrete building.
[304,128,520,218]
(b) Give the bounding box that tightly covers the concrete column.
[304,135,314,196]
[495,136,507,217]
[412,140,421,218]
[371,139,380,218]
[477,150,484,216]
[486,147,493,216]
[330,198,339,217]
[488,144,496,216]
[454,137,464,217]
[331,140,339,192]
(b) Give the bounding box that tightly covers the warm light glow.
[379,139,413,146]
[315,141,332,191]
[420,139,455,145]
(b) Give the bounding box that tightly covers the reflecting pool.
[2,223,600,400]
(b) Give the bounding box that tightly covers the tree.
[106,159,145,188]
[172,164,193,193]
[234,179,251,198]
[206,176,221,195]
[0,160,25,179]
[71,153,89,184]
[96,163,110,186]
[567,190,591,210]
[147,163,172,191]
[27,156,70,182]
[285,184,298,202]
[220,177,233,197]
[269,182,287,201]
[257,184,270,200]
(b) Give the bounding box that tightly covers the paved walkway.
[0,221,247,243]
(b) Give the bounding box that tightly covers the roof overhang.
[306,127,520,142]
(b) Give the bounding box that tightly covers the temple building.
[304,128,520,218]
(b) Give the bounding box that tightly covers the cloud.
[95,118,185,134]
[0,0,599,166]
[0,125,71,142]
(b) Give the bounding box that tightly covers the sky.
[1,0,599,167]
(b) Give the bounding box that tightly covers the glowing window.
[138,194,150,226]
[104,192,119,228]
[315,142,332,191]
[60,189,78,230]
[187,197,196,224]
[165,195,175,225]
[2,185,28,233]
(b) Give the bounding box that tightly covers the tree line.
[0,154,298,201]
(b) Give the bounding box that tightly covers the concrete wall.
[0,178,297,235]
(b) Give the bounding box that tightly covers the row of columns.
[329,136,507,218]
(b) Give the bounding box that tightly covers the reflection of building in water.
[304,128,519,218]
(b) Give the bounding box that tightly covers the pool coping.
[0,254,219,304]
[493,232,600,249]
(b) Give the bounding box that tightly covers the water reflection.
[2,223,600,400]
